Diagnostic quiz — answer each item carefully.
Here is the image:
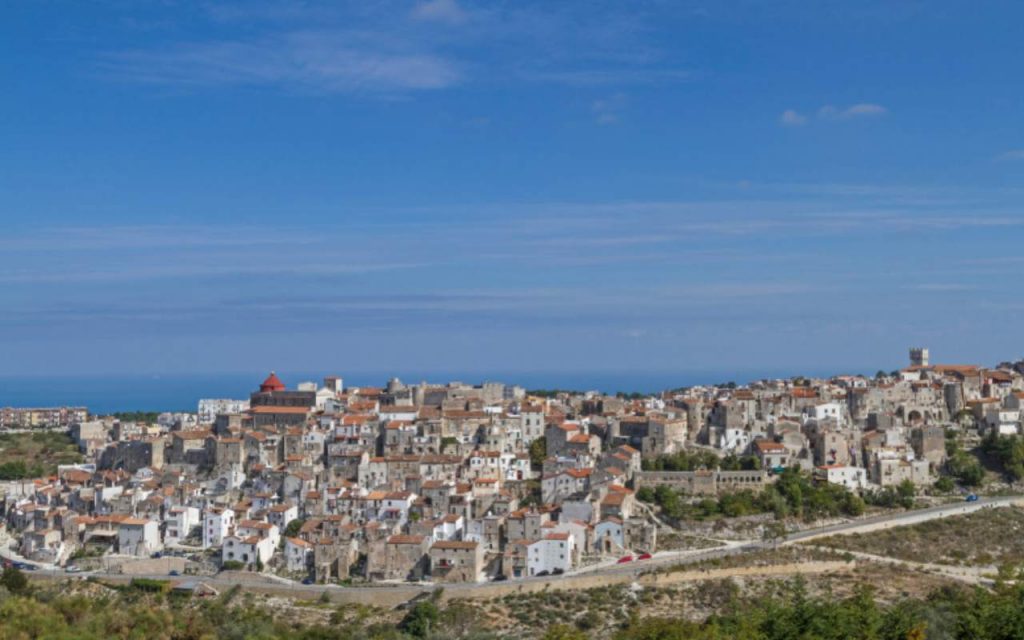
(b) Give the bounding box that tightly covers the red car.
[617,555,634,564]
[637,553,653,561]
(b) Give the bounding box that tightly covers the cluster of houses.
[3,349,1024,584]
[2,373,656,583]
[646,349,1024,492]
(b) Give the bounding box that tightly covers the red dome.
[259,372,285,392]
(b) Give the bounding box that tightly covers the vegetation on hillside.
[111,411,161,424]
[946,430,985,486]
[815,505,1024,567]
[602,577,1024,640]
[6,568,1024,639]
[0,431,82,479]
[637,468,866,522]
[641,450,759,472]
[981,431,1024,482]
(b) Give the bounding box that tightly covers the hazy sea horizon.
[0,368,854,414]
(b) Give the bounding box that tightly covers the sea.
[0,368,830,415]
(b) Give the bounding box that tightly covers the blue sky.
[1,1,1023,381]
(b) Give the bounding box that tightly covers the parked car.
[617,555,634,564]
[65,565,81,573]
[536,570,550,577]
[168,570,180,576]
[492,574,508,582]
[301,577,314,585]
[637,553,653,561]
[966,494,979,502]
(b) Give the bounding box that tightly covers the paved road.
[810,547,995,586]
[20,495,1023,597]
[782,495,1023,544]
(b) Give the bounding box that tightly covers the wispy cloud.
[411,0,469,26]
[995,149,1024,162]
[779,109,808,126]
[592,93,626,125]
[100,30,461,93]
[780,103,887,126]
[0,262,422,285]
[818,103,887,120]
[96,4,699,95]
[528,68,692,87]
[907,283,979,292]
[0,226,320,252]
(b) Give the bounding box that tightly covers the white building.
[813,465,868,491]
[468,451,502,478]
[520,406,545,444]
[503,453,533,482]
[378,407,419,422]
[718,427,751,453]
[118,518,162,556]
[203,507,235,549]
[378,491,416,526]
[267,503,299,532]
[429,514,464,542]
[197,399,249,424]
[541,468,592,504]
[237,520,280,549]
[811,402,844,423]
[222,520,280,567]
[284,537,313,573]
[223,534,276,568]
[164,506,200,546]
[594,518,624,555]
[984,408,1021,436]
[526,533,574,576]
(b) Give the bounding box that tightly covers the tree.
[843,493,866,517]
[543,623,588,640]
[400,601,439,639]
[934,476,955,493]
[283,518,305,539]
[439,436,458,453]
[763,521,787,547]
[0,567,28,594]
[529,437,547,469]
[896,479,917,509]
[948,446,984,487]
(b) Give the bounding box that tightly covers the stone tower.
[909,347,930,368]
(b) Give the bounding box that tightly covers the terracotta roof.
[248,406,310,415]
[754,440,786,452]
[387,534,426,545]
[432,540,478,550]
[260,372,286,392]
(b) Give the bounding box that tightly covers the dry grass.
[0,431,82,475]
[813,505,1024,567]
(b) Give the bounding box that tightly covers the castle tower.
[909,347,929,368]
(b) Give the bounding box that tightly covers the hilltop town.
[2,348,1024,592]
